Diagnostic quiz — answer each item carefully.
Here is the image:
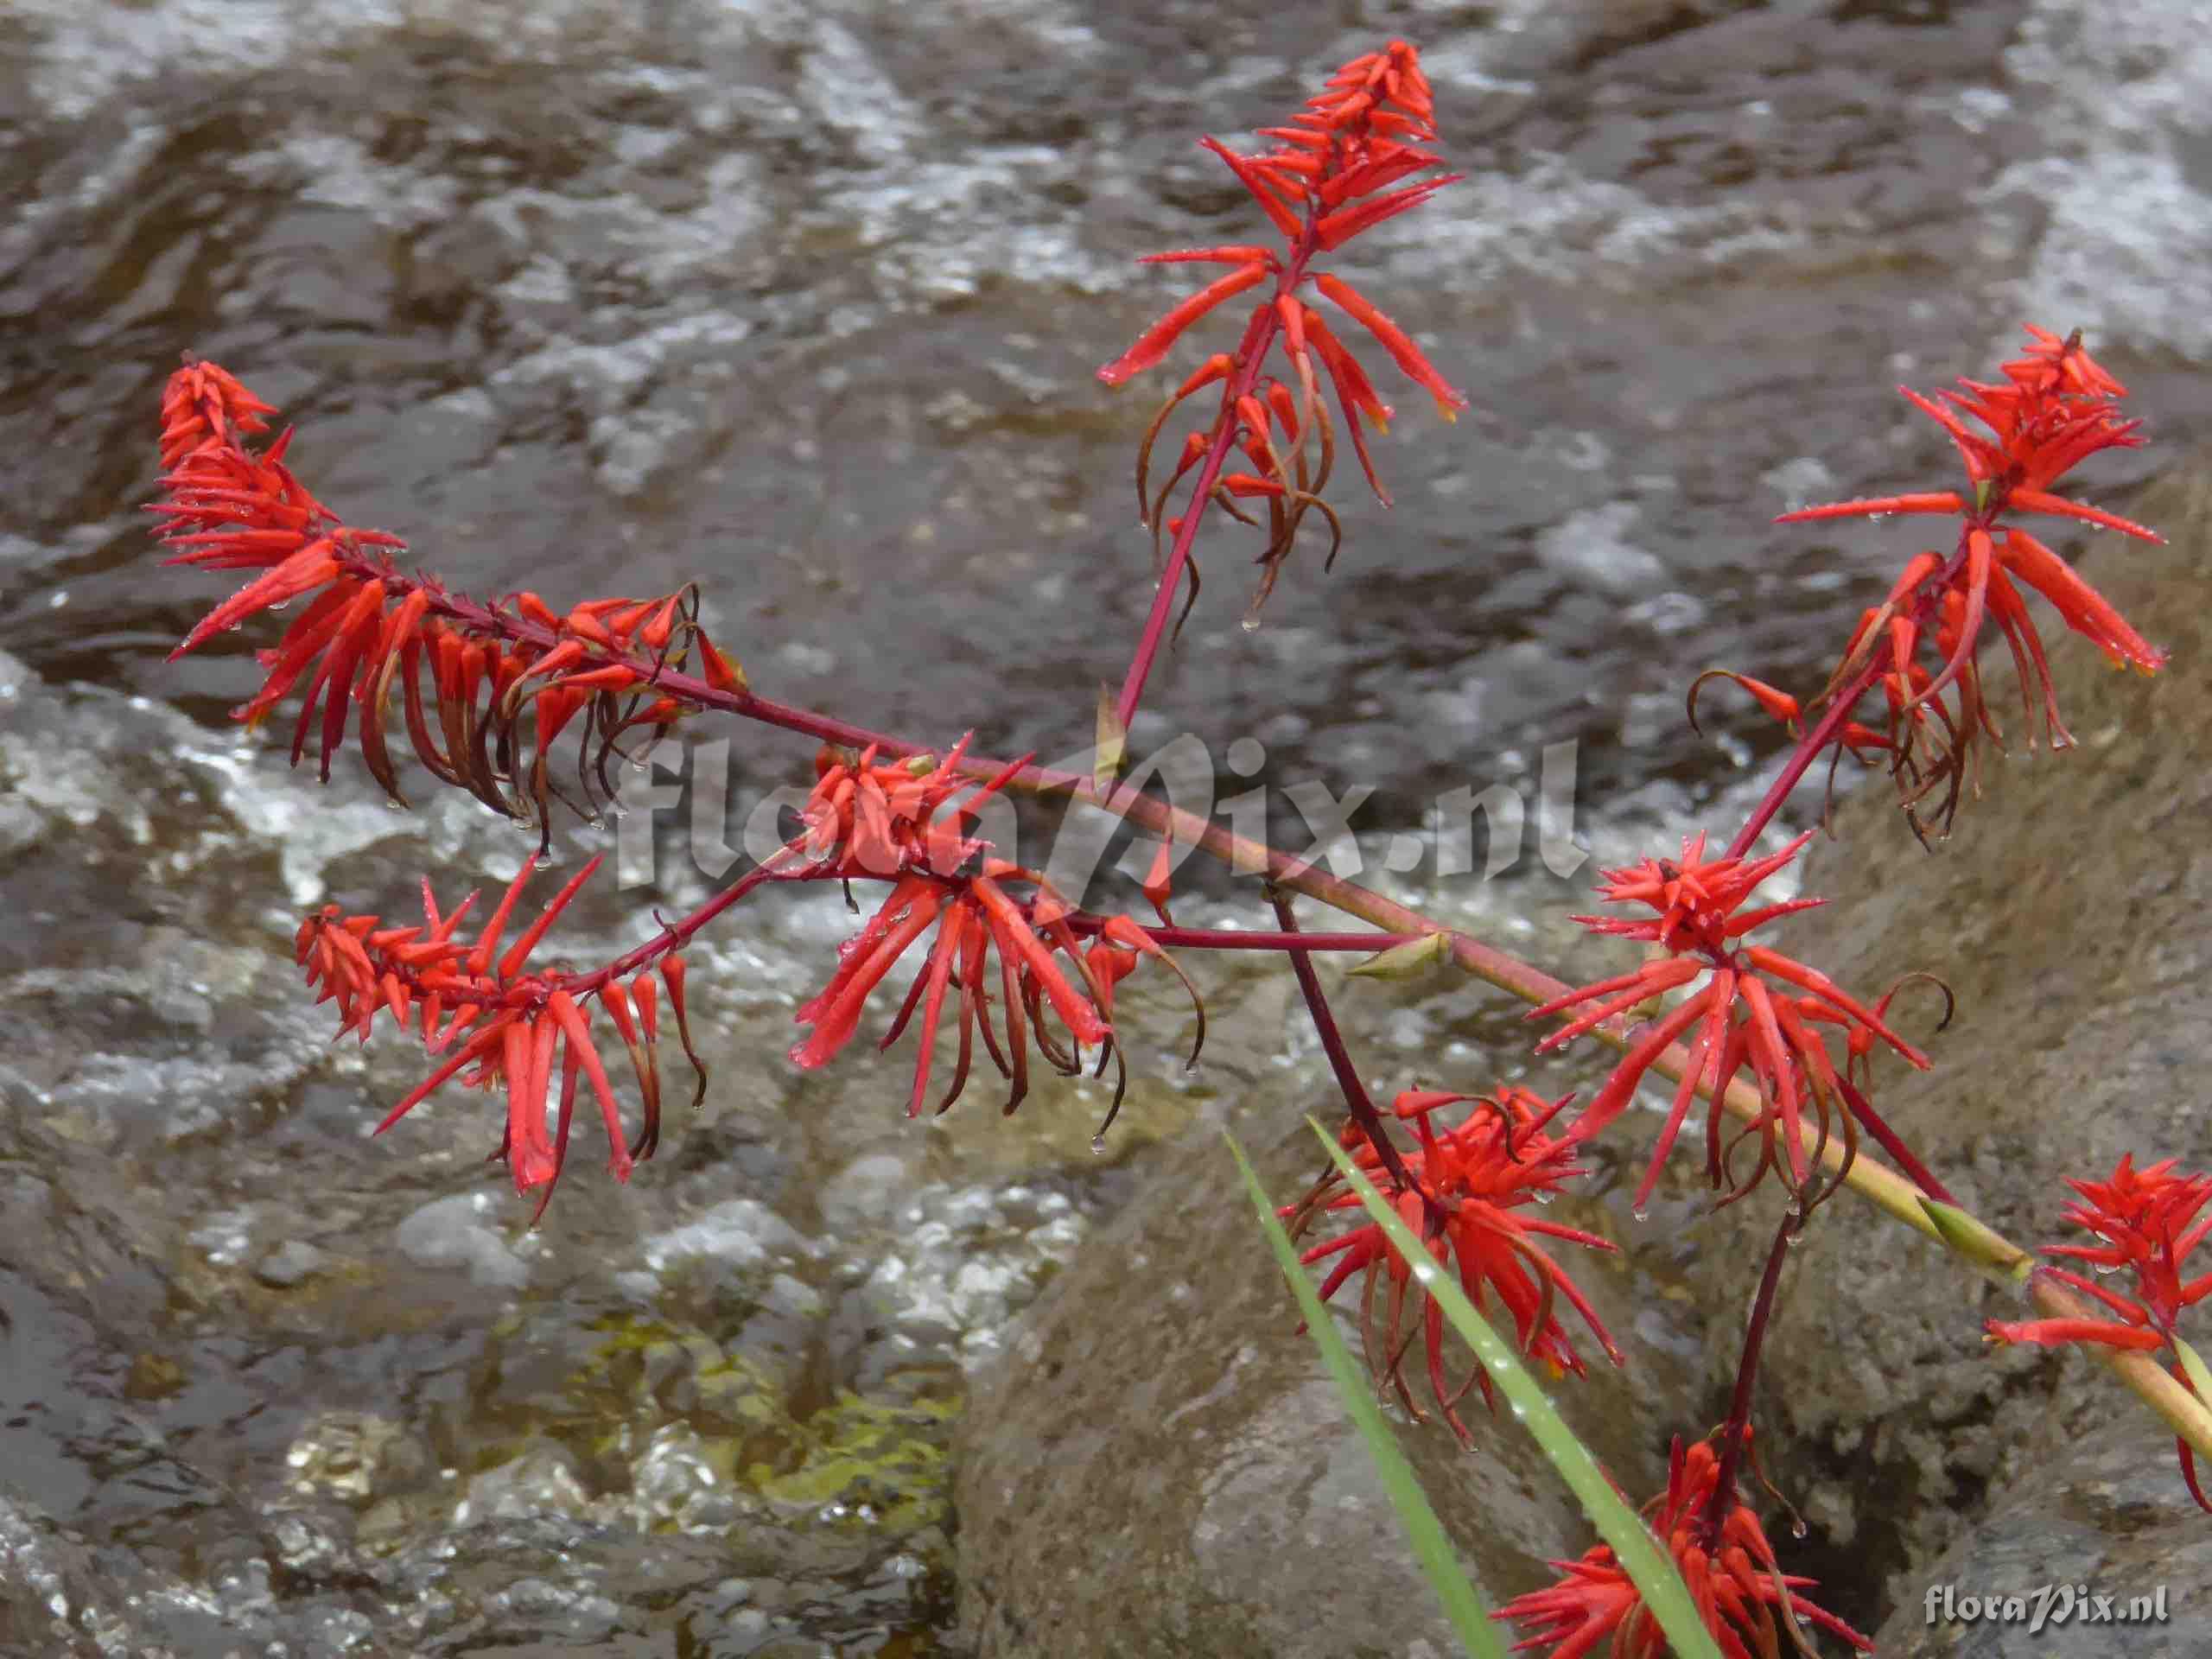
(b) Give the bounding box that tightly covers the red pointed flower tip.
[291,855,704,1216]
[780,747,1203,1131]
[1280,1087,1622,1446]
[1768,327,2164,840]
[149,364,741,836]
[1498,1433,1872,1658]
[1982,1154,2212,1512]
[1530,830,1933,1213]
[159,357,278,470]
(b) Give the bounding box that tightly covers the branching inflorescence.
[143,35,2194,1659]
[155,363,1199,1200]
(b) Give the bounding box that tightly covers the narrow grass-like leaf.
[1229,1133,1507,1659]
[1305,1116,1726,1659]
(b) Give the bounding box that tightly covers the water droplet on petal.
[1090,1134,1108,1155]
[1531,1189,1558,1206]
[1790,1519,1808,1540]
[1630,1206,1649,1224]
[1240,615,1262,633]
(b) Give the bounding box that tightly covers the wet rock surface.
[1676,454,2212,1635]
[3,0,2212,1653]
[1872,1418,2212,1658]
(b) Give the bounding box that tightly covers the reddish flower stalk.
[1498,1431,1871,1658]
[1698,1208,1803,1548]
[1707,326,2165,849]
[1529,830,1931,1213]
[1281,1085,1623,1446]
[1269,890,1430,1212]
[1986,1155,2212,1510]
[1102,41,1468,728]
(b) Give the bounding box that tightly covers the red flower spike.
[1498,1433,1872,1658]
[775,744,1200,1131]
[1281,1087,1621,1446]
[1099,41,1463,621]
[293,857,703,1215]
[1750,327,2167,841]
[1532,830,1932,1211]
[150,363,743,838]
[1981,1154,2212,1511]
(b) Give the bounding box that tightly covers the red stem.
[1698,1205,1801,1543]
[1267,888,1437,1225]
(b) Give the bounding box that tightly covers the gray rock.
[394,1192,532,1290]
[1676,454,2212,1621]
[1873,1418,2212,1657]
[254,1239,328,1287]
[954,1116,1704,1658]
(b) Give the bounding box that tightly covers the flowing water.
[2,0,2209,1652]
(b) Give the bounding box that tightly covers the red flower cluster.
[1099,41,1467,624]
[295,855,704,1220]
[1987,1154,2212,1509]
[1531,830,1930,1213]
[1282,1087,1623,1446]
[779,740,1203,1128]
[151,359,746,850]
[1498,1433,1871,1659]
[1729,327,2164,841]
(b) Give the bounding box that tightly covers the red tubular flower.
[1716,327,2166,842]
[1102,41,1467,626]
[1530,830,1932,1212]
[777,741,1204,1133]
[149,360,742,854]
[293,855,707,1220]
[1498,1433,1872,1658]
[1280,1087,1622,1446]
[1984,1155,2212,1510]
